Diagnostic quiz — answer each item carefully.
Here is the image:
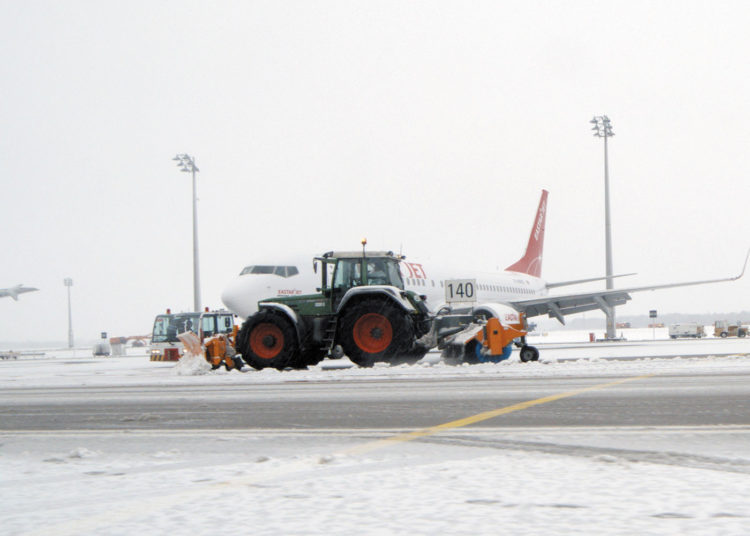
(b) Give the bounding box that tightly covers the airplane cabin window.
[287,266,299,277]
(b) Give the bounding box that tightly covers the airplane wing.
[511,250,749,324]
[0,285,39,301]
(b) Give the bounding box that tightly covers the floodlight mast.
[590,115,616,340]
[64,278,74,348]
[172,153,202,313]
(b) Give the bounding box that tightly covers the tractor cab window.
[201,315,216,337]
[175,314,199,337]
[153,313,200,343]
[152,315,171,343]
[366,259,389,285]
[218,315,234,334]
[386,260,404,289]
[333,258,404,289]
[333,259,362,289]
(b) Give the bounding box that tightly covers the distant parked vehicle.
[668,323,705,339]
[714,320,748,338]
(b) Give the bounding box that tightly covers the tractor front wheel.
[339,299,414,367]
[236,310,299,370]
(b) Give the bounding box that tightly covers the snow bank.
[172,351,211,376]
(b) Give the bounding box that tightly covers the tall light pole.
[590,115,616,340]
[64,278,74,348]
[173,153,202,312]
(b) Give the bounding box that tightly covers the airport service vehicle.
[713,320,748,338]
[668,323,705,339]
[235,249,537,370]
[150,309,243,369]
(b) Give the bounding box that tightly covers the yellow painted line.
[342,374,655,456]
[21,373,654,536]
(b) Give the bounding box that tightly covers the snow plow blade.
[441,317,527,362]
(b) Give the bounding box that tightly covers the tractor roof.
[318,251,404,260]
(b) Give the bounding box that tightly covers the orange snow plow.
[150,309,244,370]
[176,330,245,371]
[441,316,537,363]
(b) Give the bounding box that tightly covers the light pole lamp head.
[591,115,614,138]
[64,278,73,287]
[173,153,199,173]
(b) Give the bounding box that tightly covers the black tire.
[299,348,327,367]
[720,331,728,338]
[519,345,539,363]
[236,310,299,370]
[338,299,415,367]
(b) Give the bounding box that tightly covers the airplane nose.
[221,278,256,318]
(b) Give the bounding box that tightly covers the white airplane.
[0,284,39,301]
[221,190,748,329]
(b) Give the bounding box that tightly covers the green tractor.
[235,251,434,370]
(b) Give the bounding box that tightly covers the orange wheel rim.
[352,313,392,353]
[249,323,284,359]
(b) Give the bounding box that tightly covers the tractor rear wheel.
[339,299,414,367]
[236,310,299,370]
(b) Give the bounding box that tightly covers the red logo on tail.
[505,190,548,278]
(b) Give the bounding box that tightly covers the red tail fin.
[505,190,548,278]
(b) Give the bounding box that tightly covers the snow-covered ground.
[2,329,750,535]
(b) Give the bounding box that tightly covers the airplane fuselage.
[221,257,549,324]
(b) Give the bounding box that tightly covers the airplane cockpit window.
[240,265,300,278]
[240,265,275,275]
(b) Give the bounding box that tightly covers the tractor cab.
[315,251,405,308]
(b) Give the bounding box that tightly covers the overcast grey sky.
[2,1,749,343]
